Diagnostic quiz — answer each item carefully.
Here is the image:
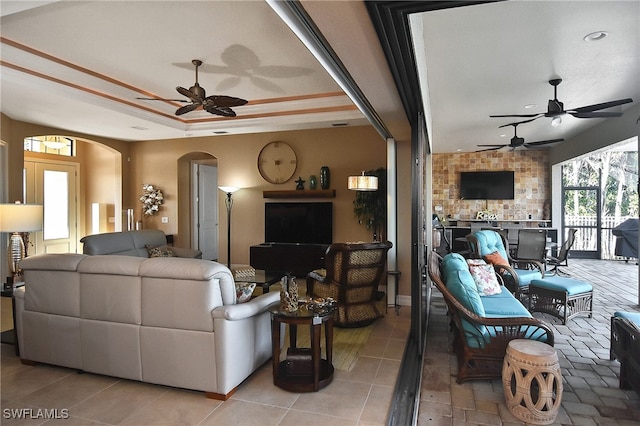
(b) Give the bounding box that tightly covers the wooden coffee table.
[271,305,334,392]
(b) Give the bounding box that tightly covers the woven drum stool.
[502,339,562,425]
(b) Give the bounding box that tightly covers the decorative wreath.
[140,184,163,216]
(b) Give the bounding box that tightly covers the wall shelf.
[263,189,336,199]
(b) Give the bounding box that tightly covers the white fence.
[565,215,635,260]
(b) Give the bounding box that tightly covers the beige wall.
[432,150,550,222]
[1,115,417,299]
[129,126,387,265]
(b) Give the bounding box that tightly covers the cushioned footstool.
[529,276,593,324]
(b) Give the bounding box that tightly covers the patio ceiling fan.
[137,59,247,117]
[477,121,563,152]
[489,78,633,126]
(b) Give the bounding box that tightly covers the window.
[24,136,74,156]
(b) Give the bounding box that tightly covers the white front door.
[24,160,79,254]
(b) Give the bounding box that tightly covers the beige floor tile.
[70,380,168,424]
[291,380,371,420]
[1,364,74,402]
[359,384,394,425]
[231,366,299,408]
[278,408,357,426]
[120,388,220,425]
[372,359,400,387]
[200,399,287,426]
[334,356,381,384]
[359,336,388,358]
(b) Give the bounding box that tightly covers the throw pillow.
[468,263,502,296]
[145,244,175,258]
[466,258,486,267]
[236,282,256,303]
[483,251,508,266]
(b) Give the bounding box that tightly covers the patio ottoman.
[528,276,593,324]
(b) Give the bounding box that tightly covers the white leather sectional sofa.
[14,253,280,399]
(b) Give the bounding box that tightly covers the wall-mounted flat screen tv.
[459,171,515,200]
[265,202,333,245]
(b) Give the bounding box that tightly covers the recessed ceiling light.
[524,104,537,109]
[456,148,464,152]
[131,125,148,131]
[500,134,507,138]
[584,31,608,42]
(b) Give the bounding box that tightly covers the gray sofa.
[80,229,202,259]
[15,253,280,399]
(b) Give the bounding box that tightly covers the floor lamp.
[218,186,239,268]
[0,202,44,286]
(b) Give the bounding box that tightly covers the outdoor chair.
[546,228,577,276]
[514,229,548,263]
[467,230,544,301]
[306,241,392,327]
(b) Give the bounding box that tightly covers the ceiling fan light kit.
[137,59,247,117]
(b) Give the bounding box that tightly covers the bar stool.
[502,339,563,425]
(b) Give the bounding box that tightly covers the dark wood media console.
[250,243,329,278]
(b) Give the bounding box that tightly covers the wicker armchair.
[427,252,554,383]
[467,230,544,301]
[306,241,392,327]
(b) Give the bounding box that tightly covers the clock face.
[258,141,297,184]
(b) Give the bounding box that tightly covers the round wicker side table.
[502,339,563,425]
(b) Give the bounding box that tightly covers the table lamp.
[0,202,44,281]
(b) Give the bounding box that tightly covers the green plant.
[353,167,387,241]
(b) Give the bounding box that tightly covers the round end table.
[271,304,334,392]
[502,339,563,425]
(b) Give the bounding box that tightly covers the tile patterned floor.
[419,258,640,425]
[0,303,409,425]
[2,259,638,425]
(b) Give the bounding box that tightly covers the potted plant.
[352,167,386,241]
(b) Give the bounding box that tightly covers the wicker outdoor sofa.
[428,252,555,383]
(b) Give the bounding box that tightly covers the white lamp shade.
[0,203,44,232]
[218,186,240,194]
[348,175,378,191]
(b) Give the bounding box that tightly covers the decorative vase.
[320,166,330,189]
[309,175,317,190]
[279,275,298,313]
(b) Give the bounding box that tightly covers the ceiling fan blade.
[175,103,199,116]
[570,98,633,113]
[476,146,504,152]
[524,138,564,147]
[205,95,248,108]
[498,117,539,128]
[490,113,542,118]
[176,86,202,103]
[571,111,624,118]
[204,105,237,117]
[137,97,190,103]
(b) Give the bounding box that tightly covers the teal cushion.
[481,288,532,317]
[466,325,551,349]
[513,268,543,286]
[614,311,640,328]
[531,276,593,295]
[473,230,509,259]
[441,254,485,317]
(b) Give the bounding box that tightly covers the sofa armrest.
[170,246,203,259]
[212,291,280,321]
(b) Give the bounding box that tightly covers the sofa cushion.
[483,251,509,266]
[441,253,485,317]
[236,283,256,303]
[145,244,175,258]
[481,289,532,317]
[614,311,640,327]
[468,263,502,296]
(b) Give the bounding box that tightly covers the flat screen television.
[459,171,515,200]
[265,202,333,244]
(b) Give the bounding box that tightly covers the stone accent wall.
[432,150,550,222]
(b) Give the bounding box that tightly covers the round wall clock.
[257,141,297,184]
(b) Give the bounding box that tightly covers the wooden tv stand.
[250,243,329,278]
